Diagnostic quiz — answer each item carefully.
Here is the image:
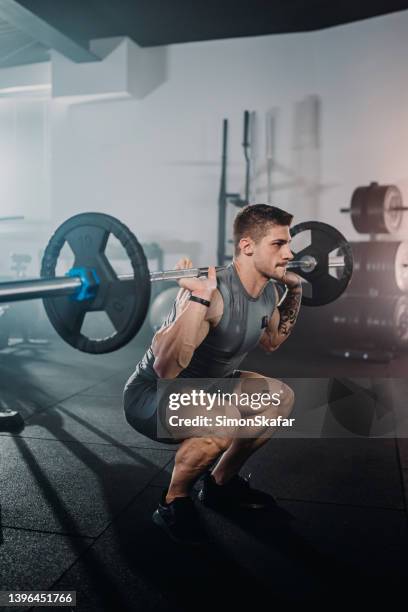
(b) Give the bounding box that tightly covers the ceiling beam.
[0,0,99,62]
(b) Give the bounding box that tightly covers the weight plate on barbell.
[40,213,151,354]
[290,221,353,306]
[350,183,404,234]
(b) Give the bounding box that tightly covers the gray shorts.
[123,370,241,444]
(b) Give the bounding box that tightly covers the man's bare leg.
[165,373,294,502]
[164,387,239,503]
[211,372,295,484]
[211,436,270,485]
[166,437,231,503]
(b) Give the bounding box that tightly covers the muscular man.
[123,204,302,544]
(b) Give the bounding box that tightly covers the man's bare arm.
[152,264,221,378]
[259,278,302,352]
[152,292,210,379]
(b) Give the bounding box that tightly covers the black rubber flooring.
[0,337,407,611]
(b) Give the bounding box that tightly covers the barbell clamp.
[66,268,100,302]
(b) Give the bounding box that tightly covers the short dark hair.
[233,204,293,255]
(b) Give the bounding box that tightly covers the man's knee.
[197,436,232,456]
[278,383,295,417]
[249,376,295,418]
[211,436,232,453]
[176,436,231,466]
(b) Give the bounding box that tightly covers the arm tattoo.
[277,288,302,336]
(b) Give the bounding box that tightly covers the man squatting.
[123,204,301,544]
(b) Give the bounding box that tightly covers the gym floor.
[0,336,407,610]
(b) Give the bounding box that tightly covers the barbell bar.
[150,255,347,282]
[0,255,347,304]
[0,213,353,353]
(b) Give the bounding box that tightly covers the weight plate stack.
[348,240,408,296]
[323,295,408,349]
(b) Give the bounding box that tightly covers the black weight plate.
[41,213,150,354]
[290,221,353,306]
[350,186,368,233]
[350,183,403,234]
[0,410,24,432]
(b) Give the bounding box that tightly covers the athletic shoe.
[152,491,207,545]
[197,471,276,510]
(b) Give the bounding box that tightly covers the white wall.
[316,13,408,235]
[50,31,319,267]
[6,9,408,270]
[0,98,50,220]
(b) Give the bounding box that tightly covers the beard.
[256,260,285,281]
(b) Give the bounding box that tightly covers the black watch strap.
[189,295,211,308]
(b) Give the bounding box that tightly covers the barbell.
[0,213,354,354]
[340,182,408,234]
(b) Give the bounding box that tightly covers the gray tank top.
[135,263,277,380]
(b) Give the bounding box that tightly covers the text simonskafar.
[167,415,295,427]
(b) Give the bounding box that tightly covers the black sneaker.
[152,491,207,545]
[197,472,276,510]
